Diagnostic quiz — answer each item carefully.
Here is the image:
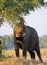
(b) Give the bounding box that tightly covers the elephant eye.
[19,32,22,34]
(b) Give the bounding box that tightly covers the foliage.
[0,0,45,26]
[0,36,7,60]
[40,35,47,48]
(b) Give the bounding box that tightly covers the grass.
[41,48,47,55]
[0,48,47,65]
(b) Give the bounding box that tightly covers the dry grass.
[0,48,47,65]
[41,48,47,55]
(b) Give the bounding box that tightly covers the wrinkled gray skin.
[14,25,43,62]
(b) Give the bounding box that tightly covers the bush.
[0,40,5,60]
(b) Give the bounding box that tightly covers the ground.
[0,48,47,65]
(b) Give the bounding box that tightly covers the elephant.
[14,22,43,62]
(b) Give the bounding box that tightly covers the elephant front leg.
[23,43,27,58]
[15,44,19,57]
[23,49,27,58]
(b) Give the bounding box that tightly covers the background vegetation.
[0,35,47,50]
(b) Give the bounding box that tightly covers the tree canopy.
[0,0,46,26]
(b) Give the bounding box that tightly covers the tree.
[0,0,46,26]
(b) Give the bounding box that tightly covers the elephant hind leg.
[35,47,43,62]
[35,40,43,62]
[28,50,35,59]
